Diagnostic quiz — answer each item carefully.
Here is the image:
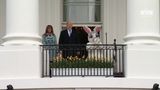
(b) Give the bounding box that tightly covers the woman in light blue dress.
[42,25,57,59]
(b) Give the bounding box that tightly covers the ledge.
[0,77,159,89]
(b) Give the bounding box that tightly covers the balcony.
[40,41,126,77]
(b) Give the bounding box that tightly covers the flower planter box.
[50,68,113,77]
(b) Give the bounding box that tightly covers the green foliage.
[50,57,113,68]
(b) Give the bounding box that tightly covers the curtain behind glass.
[63,0,101,23]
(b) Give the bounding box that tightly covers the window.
[62,0,102,39]
[63,0,101,23]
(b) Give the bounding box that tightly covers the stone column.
[125,0,160,78]
[125,0,160,44]
[0,0,41,79]
[3,0,41,45]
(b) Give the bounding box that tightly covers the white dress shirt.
[67,29,72,37]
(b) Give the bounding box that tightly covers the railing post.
[105,32,107,44]
[41,45,44,77]
[49,68,52,78]
[113,39,117,76]
[122,45,125,77]
[49,48,53,78]
[113,39,125,77]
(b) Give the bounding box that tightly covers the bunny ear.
[83,26,92,34]
[94,26,101,32]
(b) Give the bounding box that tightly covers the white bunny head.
[83,26,102,44]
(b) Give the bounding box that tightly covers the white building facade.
[0,0,160,89]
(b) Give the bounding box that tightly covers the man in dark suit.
[76,27,89,58]
[59,21,79,58]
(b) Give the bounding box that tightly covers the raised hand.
[83,26,92,34]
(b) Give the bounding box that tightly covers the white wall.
[126,44,160,78]
[0,0,6,43]
[0,77,160,89]
[0,0,127,44]
[39,0,127,44]
[103,0,127,44]
[39,0,61,43]
[0,45,41,79]
[0,0,62,44]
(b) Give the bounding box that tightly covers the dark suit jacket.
[59,29,79,45]
[59,29,79,58]
[76,28,89,58]
[77,29,88,44]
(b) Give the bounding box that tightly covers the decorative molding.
[2,34,41,45]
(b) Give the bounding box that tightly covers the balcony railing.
[40,41,126,77]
